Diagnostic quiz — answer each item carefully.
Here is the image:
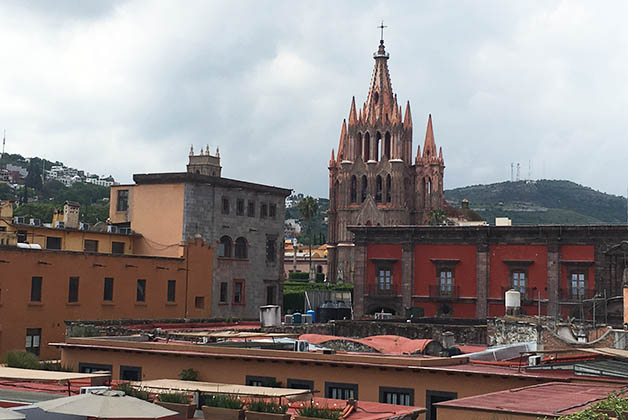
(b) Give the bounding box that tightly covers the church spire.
[403,101,412,128]
[337,119,347,161]
[422,114,437,159]
[348,97,357,126]
[363,38,394,123]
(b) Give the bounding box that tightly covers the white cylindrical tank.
[505,289,521,314]
[259,305,281,327]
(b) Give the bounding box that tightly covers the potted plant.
[155,392,196,419]
[202,394,245,420]
[295,403,342,420]
[245,399,289,420]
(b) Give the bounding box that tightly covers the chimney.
[63,201,80,229]
[441,331,455,349]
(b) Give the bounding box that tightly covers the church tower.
[327,37,445,283]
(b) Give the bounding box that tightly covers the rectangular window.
[379,387,414,406]
[84,239,99,253]
[269,203,277,219]
[233,280,244,304]
[260,203,268,218]
[195,296,204,309]
[266,285,276,305]
[111,242,125,254]
[103,277,114,301]
[426,390,457,420]
[439,269,454,295]
[136,279,146,302]
[167,280,176,302]
[570,272,586,299]
[512,270,527,294]
[116,190,129,212]
[45,237,62,250]
[325,382,358,400]
[219,282,228,303]
[68,277,79,303]
[377,268,392,291]
[246,376,277,387]
[31,277,42,302]
[266,235,277,263]
[287,379,314,390]
[17,230,27,243]
[247,201,255,217]
[25,328,42,356]
[222,197,230,215]
[236,199,245,216]
[78,363,112,374]
[120,366,142,381]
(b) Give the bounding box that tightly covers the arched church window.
[364,133,370,161]
[235,237,247,259]
[376,132,382,161]
[422,178,427,206]
[219,236,232,258]
[384,132,391,159]
[386,174,392,203]
[350,176,357,203]
[374,91,379,104]
[357,133,362,161]
[376,175,383,203]
[361,175,368,202]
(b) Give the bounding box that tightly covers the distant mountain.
[445,180,628,225]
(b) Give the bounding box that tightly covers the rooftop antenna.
[1,130,5,168]
[528,160,532,181]
[510,163,514,182]
[516,163,520,182]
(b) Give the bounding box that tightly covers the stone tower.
[187,145,222,177]
[327,38,445,283]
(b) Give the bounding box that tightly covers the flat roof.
[167,331,298,339]
[132,172,291,196]
[0,367,110,382]
[131,379,312,399]
[436,382,626,417]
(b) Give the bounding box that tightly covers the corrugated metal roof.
[574,359,628,379]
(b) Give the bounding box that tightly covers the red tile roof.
[288,397,424,420]
[437,382,627,416]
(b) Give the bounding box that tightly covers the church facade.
[327,39,445,283]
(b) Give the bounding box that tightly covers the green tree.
[428,208,448,226]
[25,158,43,191]
[298,196,318,281]
[14,202,59,222]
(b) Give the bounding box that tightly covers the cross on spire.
[378,20,387,42]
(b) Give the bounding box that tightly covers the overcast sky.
[2,1,628,198]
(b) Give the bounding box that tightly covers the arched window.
[428,178,432,195]
[386,174,392,203]
[219,236,232,258]
[361,175,368,202]
[235,237,248,259]
[350,176,357,203]
[356,133,362,161]
[422,178,427,206]
[376,132,382,161]
[364,133,370,161]
[375,175,383,203]
[384,132,391,159]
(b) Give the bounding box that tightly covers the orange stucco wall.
[110,184,185,257]
[0,239,212,359]
[60,339,558,410]
[436,406,545,420]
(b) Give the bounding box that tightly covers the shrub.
[179,368,199,381]
[246,399,288,414]
[3,351,40,369]
[202,394,244,409]
[158,392,190,404]
[39,360,73,372]
[117,382,151,401]
[297,404,342,420]
[289,272,310,280]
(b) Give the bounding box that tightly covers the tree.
[428,208,448,226]
[298,196,318,281]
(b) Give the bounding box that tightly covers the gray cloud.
[1,0,627,198]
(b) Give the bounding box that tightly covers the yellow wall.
[110,184,185,257]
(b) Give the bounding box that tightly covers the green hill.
[445,180,628,225]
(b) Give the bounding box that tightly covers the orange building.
[0,238,213,359]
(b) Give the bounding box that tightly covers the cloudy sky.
[2,1,628,197]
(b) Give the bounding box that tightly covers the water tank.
[336,301,352,320]
[505,289,521,315]
[306,309,316,323]
[317,301,337,324]
[259,305,281,327]
[292,312,302,324]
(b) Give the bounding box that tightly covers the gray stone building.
[110,148,291,319]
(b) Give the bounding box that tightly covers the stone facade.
[328,39,445,284]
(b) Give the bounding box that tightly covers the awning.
[130,379,312,400]
[0,367,111,382]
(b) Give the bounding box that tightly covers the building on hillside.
[284,242,328,279]
[109,148,291,319]
[348,225,628,319]
[0,201,136,253]
[327,37,445,284]
[0,237,213,359]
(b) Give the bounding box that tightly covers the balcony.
[559,288,596,302]
[429,285,460,300]
[365,282,401,297]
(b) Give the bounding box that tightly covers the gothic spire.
[422,114,437,159]
[403,101,412,128]
[363,39,394,123]
[348,97,357,126]
[337,119,347,161]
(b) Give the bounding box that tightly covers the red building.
[349,225,628,321]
